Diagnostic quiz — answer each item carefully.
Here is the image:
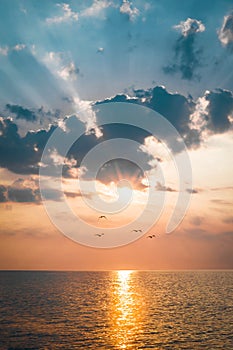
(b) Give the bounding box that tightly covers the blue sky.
[0,0,233,108]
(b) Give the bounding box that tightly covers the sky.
[0,0,233,270]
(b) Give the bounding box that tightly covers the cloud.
[46,3,78,24]
[58,61,79,81]
[205,89,233,133]
[155,181,176,192]
[222,216,233,224]
[0,46,9,56]
[218,12,233,49]
[13,44,26,51]
[0,185,7,202]
[96,158,146,188]
[98,86,194,136]
[173,18,205,37]
[189,95,209,133]
[0,43,26,56]
[190,216,204,226]
[145,86,194,136]
[139,135,172,165]
[186,188,199,194]
[1,178,40,203]
[120,0,139,21]
[164,18,205,80]
[81,0,112,18]
[211,186,233,191]
[6,104,37,122]
[97,85,233,149]
[41,51,79,82]
[0,116,94,176]
[1,85,233,177]
[0,177,64,203]
[2,104,62,135]
[0,117,55,174]
[8,186,39,203]
[64,191,93,199]
[189,89,233,139]
[211,199,232,206]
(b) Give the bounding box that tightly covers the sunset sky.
[0,0,233,270]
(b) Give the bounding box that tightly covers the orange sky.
[1,132,233,270]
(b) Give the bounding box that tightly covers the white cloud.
[40,51,79,82]
[81,0,112,18]
[58,62,79,81]
[0,43,26,56]
[0,46,9,56]
[46,3,78,24]
[67,165,87,179]
[40,51,63,74]
[139,136,171,165]
[174,18,205,37]
[13,44,26,51]
[120,0,139,21]
[32,49,101,138]
[50,149,77,167]
[72,97,102,137]
[189,94,209,132]
[218,13,233,47]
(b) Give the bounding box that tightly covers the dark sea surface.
[0,270,233,350]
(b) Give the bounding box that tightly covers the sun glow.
[108,270,144,349]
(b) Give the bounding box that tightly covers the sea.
[0,270,232,350]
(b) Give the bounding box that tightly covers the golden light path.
[109,270,144,349]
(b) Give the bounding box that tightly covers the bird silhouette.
[147,234,156,239]
[98,215,108,220]
[132,229,142,232]
[95,233,104,237]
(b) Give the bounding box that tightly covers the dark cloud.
[97,85,233,150]
[0,85,233,179]
[6,104,37,122]
[146,86,195,135]
[205,89,233,133]
[0,178,63,203]
[222,216,233,224]
[8,186,38,202]
[95,158,148,191]
[41,188,63,202]
[211,186,233,191]
[0,184,7,202]
[64,191,93,199]
[0,176,97,204]
[0,178,39,203]
[190,216,204,226]
[97,86,198,148]
[155,181,176,192]
[0,117,56,174]
[210,199,232,206]
[4,104,61,123]
[186,188,199,194]
[98,86,195,135]
[163,18,205,80]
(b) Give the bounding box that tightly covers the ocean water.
[0,271,232,350]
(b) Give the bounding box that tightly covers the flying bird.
[132,229,142,232]
[98,215,108,220]
[147,234,156,239]
[95,233,104,237]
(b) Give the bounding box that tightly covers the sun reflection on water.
[108,270,144,349]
